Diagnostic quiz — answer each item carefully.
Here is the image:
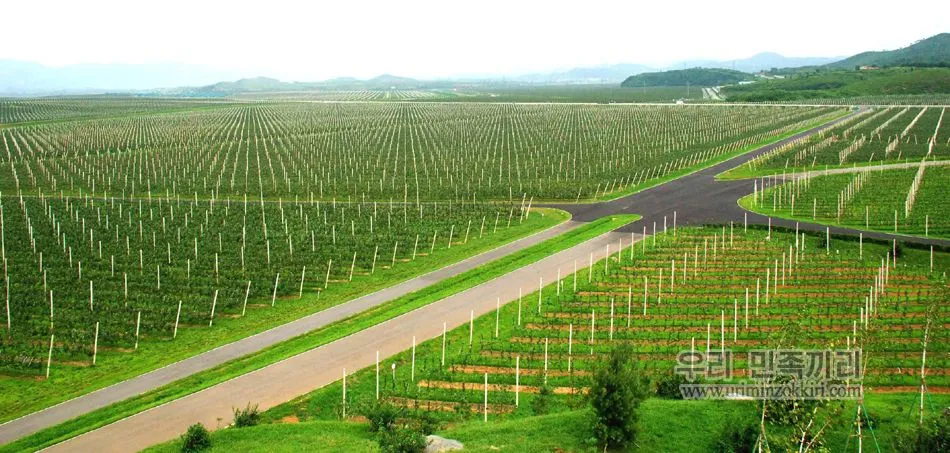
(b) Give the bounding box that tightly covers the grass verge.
[143,393,948,452]
[1,214,637,452]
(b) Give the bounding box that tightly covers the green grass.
[0,213,637,453]
[142,393,950,452]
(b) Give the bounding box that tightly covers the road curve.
[544,112,950,248]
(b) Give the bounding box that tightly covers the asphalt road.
[544,113,950,248]
[9,109,949,451]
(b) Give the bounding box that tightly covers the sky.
[3,0,948,81]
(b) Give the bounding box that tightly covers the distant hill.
[512,63,656,84]
[677,52,842,73]
[826,33,950,69]
[621,68,752,88]
[722,67,950,102]
[0,60,240,95]
[173,75,430,97]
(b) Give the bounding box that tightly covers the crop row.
[0,102,841,200]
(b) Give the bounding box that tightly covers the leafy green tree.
[589,345,649,449]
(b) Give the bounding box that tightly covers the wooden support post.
[483,373,488,422]
[46,334,54,379]
[174,300,182,338]
[515,356,520,407]
[92,322,99,365]
[134,311,142,350]
[271,273,280,307]
[209,290,218,327]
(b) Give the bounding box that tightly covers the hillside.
[722,67,950,101]
[826,33,950,69]
[680,52,842,73]
[172,75,428,96]
[621,68,752,88]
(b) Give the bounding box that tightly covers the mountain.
[676,52,843,73]
[512,63,656,84]
[825,33,950,69]
[621,68,752,88]
[0,60,241,95]
[173,75,430,97]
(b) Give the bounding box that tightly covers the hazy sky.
[4,0,948,80]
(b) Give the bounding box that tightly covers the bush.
[713,418,759,453]
[415,410,441,435]
[588,345,649,450]
[364,400,401,433]
[179,423,212,453]
[378,426,427,453]
[654,371,687,399]
[531,382,554,415]
[897,409,950,452]
[232,403,261,428]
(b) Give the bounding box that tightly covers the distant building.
[859,65,880,71]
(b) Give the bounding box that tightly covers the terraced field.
[266,227,948,426]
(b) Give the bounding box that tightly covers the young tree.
[589,345,649,450]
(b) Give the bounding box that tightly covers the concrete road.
[0,220,580,445]
[45,229,632,452]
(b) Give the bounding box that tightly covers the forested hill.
[826,33,950,69]
[621,68,752,87]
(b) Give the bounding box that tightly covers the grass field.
[144,392,950,452]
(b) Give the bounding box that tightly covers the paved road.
[15,110,950,452]
[544,113,950,248]
[0,220,581,445]
[45,229,632,452]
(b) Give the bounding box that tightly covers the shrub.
[531,382,554,415]
[179,423,211,453]
[364,400,401,433]
[713,418,759,453]
[896,409,950,452]
[588,345,649,450]
[415,410,441,435]
[232,403,261,428]
[654,371,687,399]
[378,426,427,453]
